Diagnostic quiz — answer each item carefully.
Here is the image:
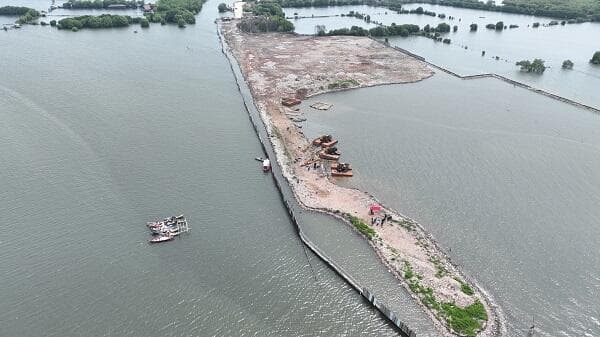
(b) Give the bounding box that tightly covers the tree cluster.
[323,23,418,37]
[61,0,139,9]
[238,2,294,32]
[591,51,600,65]
[516,59,547,73]
[562,59,574,69]
[324,25,369,36]
[156,0,204,14]
[16,9,40,24]
[0,6,35,15]
[218,3,231,12]
[139,0,204,26]
[57,14,132,29]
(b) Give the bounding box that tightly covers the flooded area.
[301,71,600,337]
[287,4,600,109]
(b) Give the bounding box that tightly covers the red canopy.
[369,204,382,213]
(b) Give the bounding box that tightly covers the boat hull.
[312,138,338,148]
[318,151,340,161]
[331,169,353,177]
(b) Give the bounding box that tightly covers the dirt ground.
[221,21,504,337]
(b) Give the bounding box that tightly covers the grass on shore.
[442,301,488,337]
[401,260,487,337]
[459,279,475,295]
[328,78,359,89]
[348,215,376,240]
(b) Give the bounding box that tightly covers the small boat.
[149,233,173,243]
[319,152,340,161]
[331,162,353,177]
[331,163,352,171]
[262,159,271,172]
[318,147,340,161]
[255,157,264,162]
[312,135,338,148]
[331,169,353,177]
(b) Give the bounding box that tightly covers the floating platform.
[310,102,333,110]
[147,214,189,243]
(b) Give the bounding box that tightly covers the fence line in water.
[385,42,600,114]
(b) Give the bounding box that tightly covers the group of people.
[371,213,392,226]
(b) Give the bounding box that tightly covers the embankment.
[217,21,418,337]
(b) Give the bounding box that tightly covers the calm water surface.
[287,4,600,109]
[301,72,600,337]
[0,1,419,336]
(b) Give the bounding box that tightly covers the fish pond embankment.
[220,20,505,337]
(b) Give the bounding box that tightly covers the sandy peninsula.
[221,21,505,337]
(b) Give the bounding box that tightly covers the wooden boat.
[331,162,353,177]
[312,135,338,148]
[321,139,338,147]
[331,163,352,171]
[331,168,353,177]
[318,150,340,161]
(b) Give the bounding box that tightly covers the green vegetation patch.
[147,0,205,26]
[457,278,475,295]
[0,5,36,16]
[238,2,294,32]
[58,14,131,30]
[328,79,359,89]
[402,260,414,279]
[441,301,488,337]
[16,8,40,24]
[0,6,41,24]
[430,256,448,278]
[562,59,574,69]
[402,260,486,336]
[516,58,547,73]
[348,215,376,240]
[591,51,600,65]
[218,3,230,12]
[157,0,204,14]
[62,0,138,9]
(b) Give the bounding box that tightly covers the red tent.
[369,204,382,214]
